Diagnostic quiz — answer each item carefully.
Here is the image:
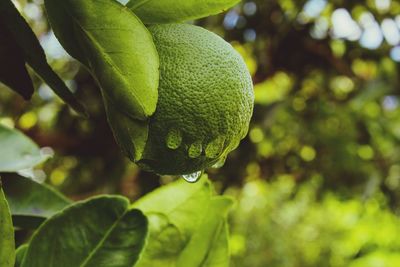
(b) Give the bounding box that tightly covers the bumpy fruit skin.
[137,23,254,175]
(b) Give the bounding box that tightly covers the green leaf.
[0,124,49,172]
[0,20,34,100]
[0,0,87,116]
[132,177,233,267]
[134,213,186,266]
[21,196,148,267]
[126,0,241,24]
[44,0,159,120]
[15,244,28,267]
[1,174,70,229]
[132,177,212,235]
[132,178,211,267]
[177,197,233,267]
[201,221,230,267]
[0,185,15,267]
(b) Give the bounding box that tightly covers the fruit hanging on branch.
[44,0,254,177]
[136,23,254,175]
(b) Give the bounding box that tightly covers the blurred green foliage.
[2,0,400,266]
[228,176,400,267]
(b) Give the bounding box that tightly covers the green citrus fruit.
[136,23,254,175]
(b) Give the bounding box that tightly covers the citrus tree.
[0,0,254,266]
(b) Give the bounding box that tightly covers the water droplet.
[205,136,225,158]
[230,138,241,151]
[241,125,250,139]
[188,141,202,158]
[165,128,182,149]
[182,171,202,183]
[212,155,227,169]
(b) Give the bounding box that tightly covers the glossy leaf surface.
[21,196,148,267]
[132,177,233,267]
[44,0,159,120]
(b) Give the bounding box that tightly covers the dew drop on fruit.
[212,155,227,169]
[188,141,202,158]
[241,125,250,139]
[230,138,241,151]
[166,128,182,149]
[205,136,225,158]
[182,171,202,183]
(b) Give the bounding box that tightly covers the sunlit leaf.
[177,197,233,267]
[44,0,159,121]
[0,124,49,172]
[21,196,148,267]
[201,221,230,267]
[0,0,87,116]
[132,177,233,267]
[127,0,241,24]
[132,177,212,234]
[2,174,71,229]
[0,186,15,267]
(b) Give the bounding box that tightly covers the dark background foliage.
[2,0,400,266]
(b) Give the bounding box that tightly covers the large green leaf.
[132,177,233,267]
[0,125,49,172]
[20,196,148,267]
[44,0,159,121]
[0,20,34,100]
[0,185,15,267]
[0,0,87,116]
[126,0,240,24]
[132,177,212,235]
[2,174,70,229]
